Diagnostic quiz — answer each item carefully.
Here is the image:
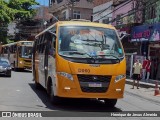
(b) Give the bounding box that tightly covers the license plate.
[88,83,102,87]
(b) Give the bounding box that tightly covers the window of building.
[73,11,80,19]
[151,6,156,19]
[62,11,66,20]
[147,4,156,20]
[51,0,55,5]
[116,14,123,25]
[57,0,63,4]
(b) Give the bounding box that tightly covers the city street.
[0,70,160,119]
[1,0,160,120]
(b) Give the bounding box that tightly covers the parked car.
[0,57,12,77]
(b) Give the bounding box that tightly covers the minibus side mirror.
[120,33,130,41]
[47,30,57,38]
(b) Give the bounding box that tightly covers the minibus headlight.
[57,72,73,81]
[19,61,23,64]
[115,75,125,82]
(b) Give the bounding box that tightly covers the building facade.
[130,0,160,80]
[145,0,160,24]
[49,0,93,20]
[93,0,113,23]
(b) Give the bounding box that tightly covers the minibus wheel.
[47,78,60,104]
[103,99,117,107]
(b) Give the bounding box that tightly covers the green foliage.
[8,0,39,20]
[0,29,8,44]
[0,0,15,24]
[0,0,39,43]
[0,0,39,24]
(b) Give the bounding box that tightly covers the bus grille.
[77,75,111,93]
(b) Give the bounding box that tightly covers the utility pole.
[70,0,76,19]
[71,1,74,19]
[70,0,80,19]
[142,0,146,23]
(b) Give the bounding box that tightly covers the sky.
[36,0,49,6]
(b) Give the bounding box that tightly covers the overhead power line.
[93,0,119,17]
[93,0,132,21]
[107,0,159,24]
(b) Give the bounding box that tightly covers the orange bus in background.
[1,41,33,71]
[32,20,126,107]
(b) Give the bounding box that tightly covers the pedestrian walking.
[132,59,142,89]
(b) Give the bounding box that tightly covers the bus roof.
[35,20,116,38]
[58,21,116,29]
[2,41,33,47]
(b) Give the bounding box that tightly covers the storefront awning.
[131,23,160,42]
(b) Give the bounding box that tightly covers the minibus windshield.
[20,46,32,59]
[58,26,124,60]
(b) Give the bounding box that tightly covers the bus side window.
[18,46,21,56]
[1,48,4,54]
[47,32,56,57]
[4,47,7,54]
[52,36,56,49]
[14,45,17,53]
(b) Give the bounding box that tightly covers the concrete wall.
[49,0,93,20]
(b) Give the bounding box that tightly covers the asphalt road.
[0,71,160,120]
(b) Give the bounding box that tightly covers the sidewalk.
[125,79,160,103]
[126,78,160,88]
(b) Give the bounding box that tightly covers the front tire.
[104,99,117,107]
[47,79,60,104]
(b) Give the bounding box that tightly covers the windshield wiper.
[62,51,97,62]
[97,54,121,63]
[67,51,93,57]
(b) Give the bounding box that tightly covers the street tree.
[0,0,15,24]
[0,0,39,43]
[8,0,39,20]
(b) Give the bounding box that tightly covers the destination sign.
[21,42,33,46]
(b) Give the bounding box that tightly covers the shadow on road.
[13,69,32,73]
[29,83,122,112]
[0,75,10,78]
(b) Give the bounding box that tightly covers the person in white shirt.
[132,59,142,89]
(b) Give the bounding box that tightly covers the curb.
[125,79,160,88]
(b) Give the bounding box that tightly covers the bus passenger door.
[38,42,46,88]
[45,32,56,88]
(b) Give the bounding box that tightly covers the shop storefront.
[131,23,160,80]
[149,43,160,80]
